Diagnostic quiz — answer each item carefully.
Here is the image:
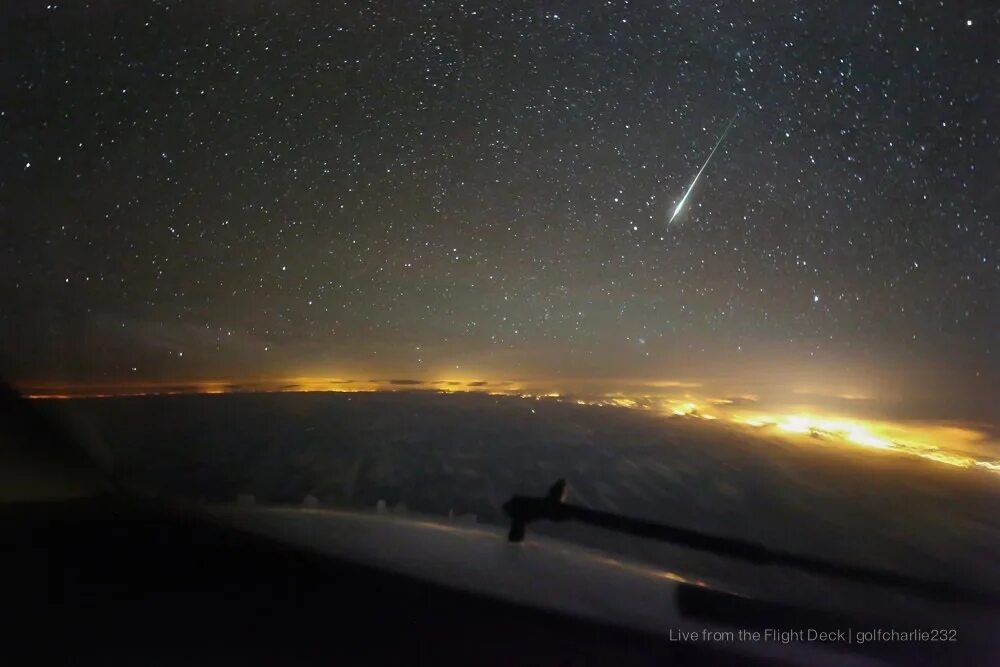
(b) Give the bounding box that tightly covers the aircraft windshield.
[3,0,998,624]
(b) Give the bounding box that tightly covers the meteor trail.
[669,113,738,224]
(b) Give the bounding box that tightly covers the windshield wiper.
[503,479,999,606]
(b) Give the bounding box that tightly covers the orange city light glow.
[21,375,1000,477]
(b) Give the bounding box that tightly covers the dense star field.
[1,3,996,435]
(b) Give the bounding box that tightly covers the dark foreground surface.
[7,496,998,666]
[4,497,748,667]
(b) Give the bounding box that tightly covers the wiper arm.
[502,479,999,606]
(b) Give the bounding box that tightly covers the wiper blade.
[502,479,999,606]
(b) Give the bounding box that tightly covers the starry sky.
[1,2,997,428]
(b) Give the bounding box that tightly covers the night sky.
[1,3,997,430]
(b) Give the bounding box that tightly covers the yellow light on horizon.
[22,375,1000,477]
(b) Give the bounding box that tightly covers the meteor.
[668,112,738,224]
